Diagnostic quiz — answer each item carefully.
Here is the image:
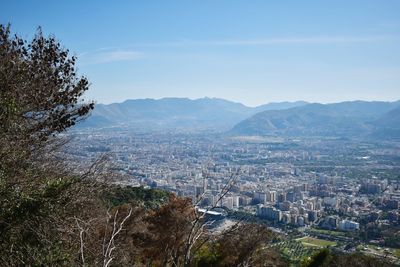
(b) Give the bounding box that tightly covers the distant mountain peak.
[230,100,400,139]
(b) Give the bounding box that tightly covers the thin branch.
[103,207,133,267]
[183,168,241,266]
[75,217,86,266]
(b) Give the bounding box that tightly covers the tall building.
[232,196,240,208]
[256,204,282,221]
[361,182,381,194]
[254,191,267,204]
[267,191,277,203]
[338,220,359,231]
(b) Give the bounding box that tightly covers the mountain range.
[80,98,307,131]
[79,97,400,139]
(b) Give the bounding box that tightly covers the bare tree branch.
[103,207,133,267]
[183,168,241,266]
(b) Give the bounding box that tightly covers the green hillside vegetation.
[101,185,170,208]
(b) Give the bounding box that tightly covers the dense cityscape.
[64,129,400,263]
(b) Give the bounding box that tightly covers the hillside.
[370,106,400,139]
[230,100,400,138]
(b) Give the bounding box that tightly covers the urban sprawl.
[64,130,400,262]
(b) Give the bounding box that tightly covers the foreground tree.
[0,24,93,138]
[0,24,95,265]
[0,24,93,173]
[140,195,195,266]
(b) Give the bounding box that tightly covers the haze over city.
[2,0,400,106]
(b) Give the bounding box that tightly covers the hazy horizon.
[96,96,400,108]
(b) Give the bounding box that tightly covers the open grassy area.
[297,237,337,247]
[308,228,347,237]
[271,240,318,264]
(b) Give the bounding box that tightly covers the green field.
[297,237,337,247]
[307,228,347,237]
[271,240,318,264]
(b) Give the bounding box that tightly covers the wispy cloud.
[79,49,143,65]
[135,35,400,47]
[77,35,400,65]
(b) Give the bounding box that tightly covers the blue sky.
[2,1,400,106]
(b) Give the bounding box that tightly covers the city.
[64,129,400,263]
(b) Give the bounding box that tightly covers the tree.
[0,24,93,179]
[139,195,196,266]
[0,24,94,266]
[213,223,285,267]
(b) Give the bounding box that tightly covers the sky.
[1,0,400,106]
